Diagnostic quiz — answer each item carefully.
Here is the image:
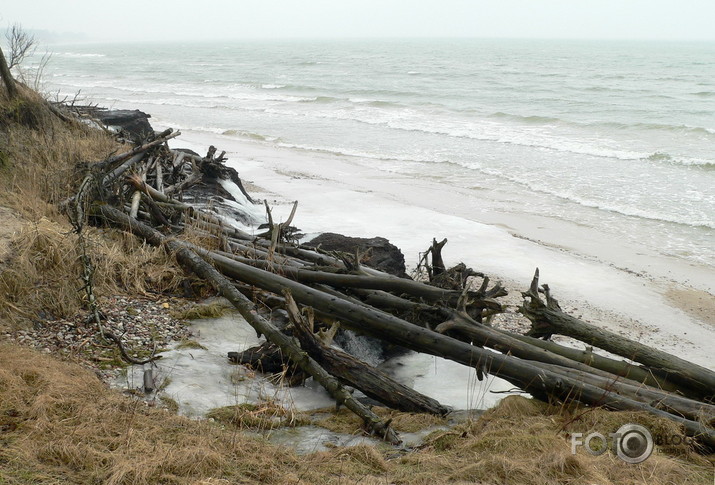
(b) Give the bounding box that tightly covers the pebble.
[7,295,192,380]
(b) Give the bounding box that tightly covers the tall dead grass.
[0,216,185,328]
[394,395,713,485]
[0,89,118,220]
[2,347,710,485]
[0,90,188,329]
[0,344,301,484]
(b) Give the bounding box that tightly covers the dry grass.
[392,395,713,485]
[0,91,188,330]
[0,216,185,328]
[208,402,311,431]
[2,347,710,485]
[0,344,300,484]
[171,301,232,321]
[0,90,118,220]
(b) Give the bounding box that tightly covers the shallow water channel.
[112,305,517,452]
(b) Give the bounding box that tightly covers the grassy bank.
[0,88,186,331]
[0,85,712,484]
[1,344,712,484]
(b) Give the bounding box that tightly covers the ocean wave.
[269,138,715,229]
[61,80,316,103]
[178,124,281,145]
[474,167,715,230]
[646,152,715,167]
[180,125,226,135]
[304,109,653,161]
[298,95,400,109]
[303,96,341,104]
[486,112,715,138]
[221,129,279,142]
[488,112,561,124]
[55,52,106,58]
[90,95,235,111]
[629,123,715,136]
[257,83,319,94]
[275,141,436,165]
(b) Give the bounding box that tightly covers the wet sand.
[667,287,715,328]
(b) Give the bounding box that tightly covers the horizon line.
[36,35,715,46]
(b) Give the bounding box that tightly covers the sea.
[40,39,715,278]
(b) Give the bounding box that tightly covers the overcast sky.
[2,0,714,43]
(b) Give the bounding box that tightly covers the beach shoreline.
[162,126,714,371]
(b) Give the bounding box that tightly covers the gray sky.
[2,0,714,43]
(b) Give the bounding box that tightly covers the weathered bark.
[213,255,472,305]
[129,191,142,219]
[229,341,286,373]
[139,192,170,227]
[0,46,17,99]
[493,327,678,392]
[165,159,201,195]
[228,341,307,386]
[155,160,164,193]
[143,368,155,394]
[285,291,450,415]
[98,128,178,174]
[429,237,447,278]
[536,361,715,425]
[437,313,640,376]
[521,269,715,401]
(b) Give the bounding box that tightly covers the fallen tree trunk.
[200,252,501,318]
[521,269,715,401]
[341,287,682,394]
[284,291,450,415]
[535,361,715,425]
[435,312,681,390]
[492,327,678,392]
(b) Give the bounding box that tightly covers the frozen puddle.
[113,303,520,450]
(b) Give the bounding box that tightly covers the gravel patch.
[6,296,192,379]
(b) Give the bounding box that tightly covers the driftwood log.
[284,291,450,415]
[521,269,715,401]
[94,205,715,447]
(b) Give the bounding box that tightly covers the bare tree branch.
[6,23,37,69]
